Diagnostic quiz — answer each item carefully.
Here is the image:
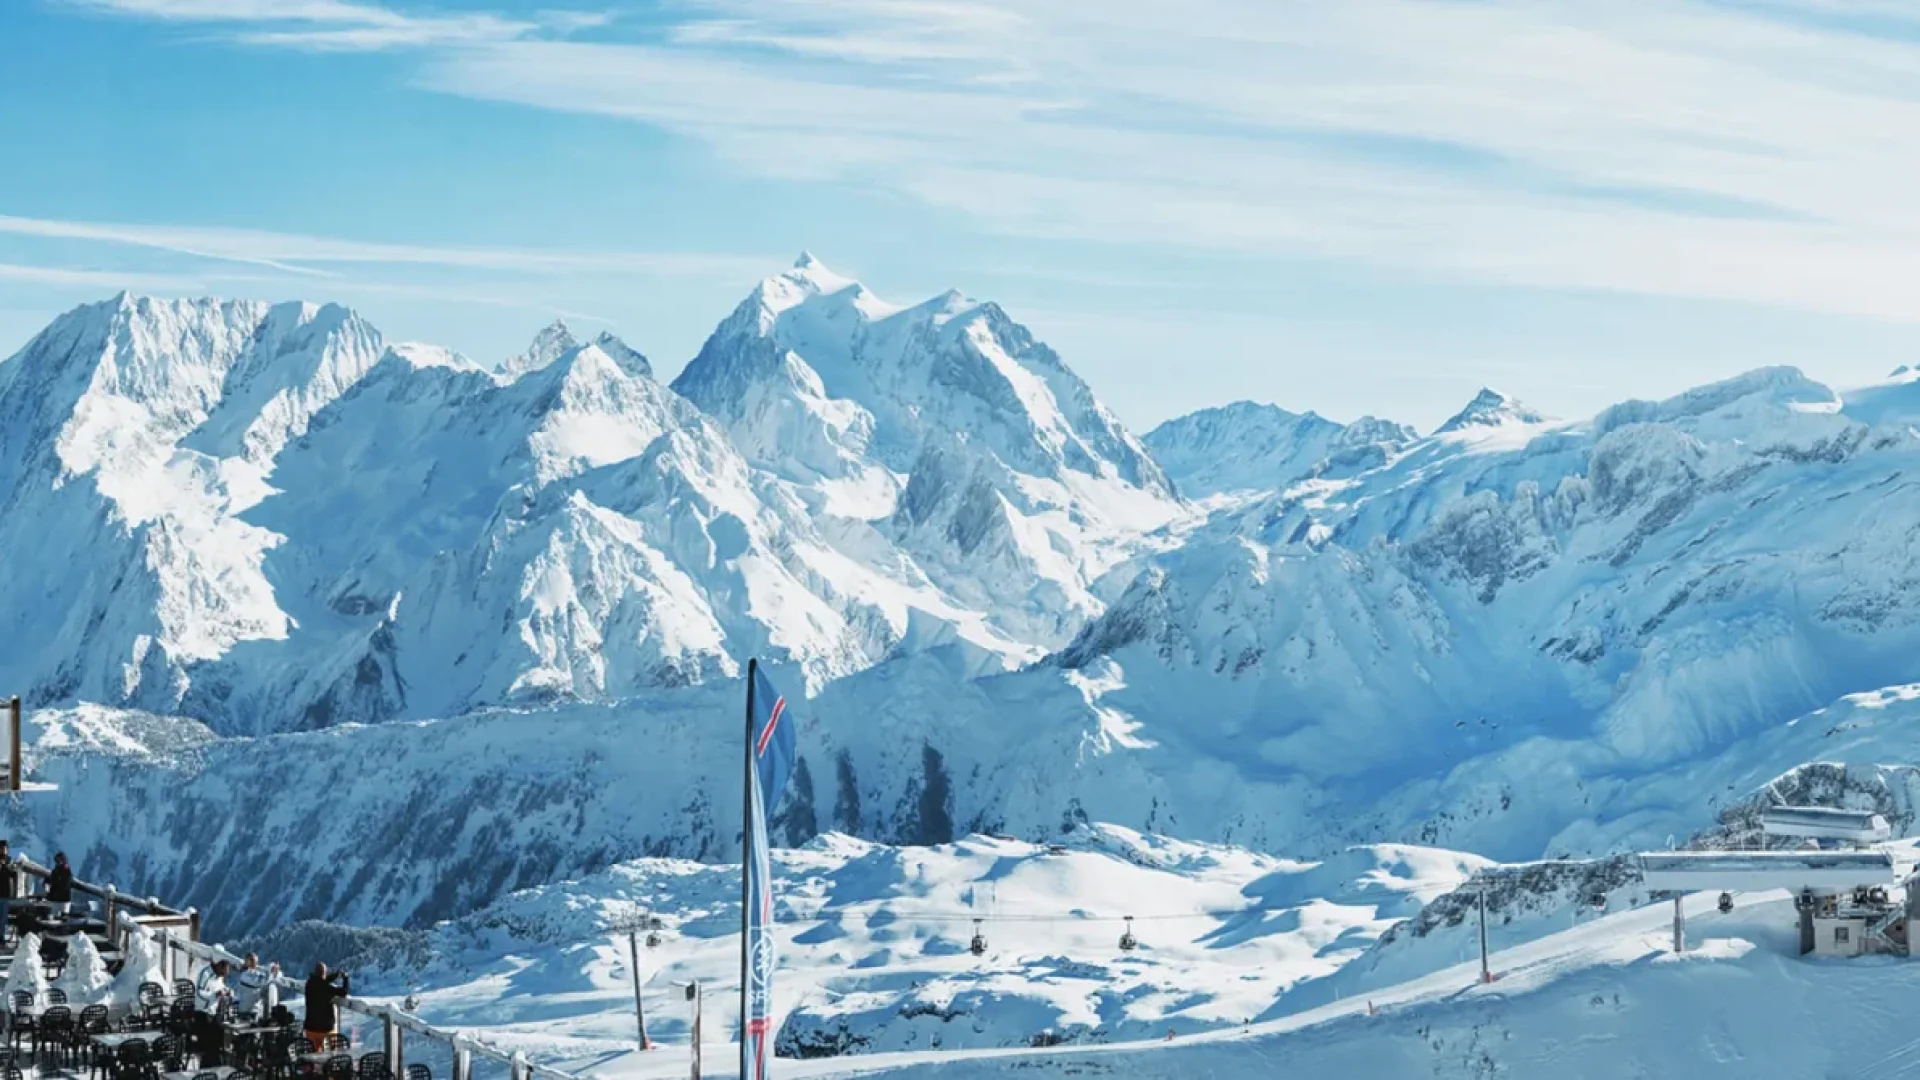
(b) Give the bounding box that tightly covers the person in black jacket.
[0,840,14,944]
[303,963,351,1052]
[46,852,73,916]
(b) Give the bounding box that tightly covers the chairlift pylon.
[1119,916,1138,952]
[970,918,987,957]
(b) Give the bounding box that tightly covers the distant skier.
[303,962,352,1052]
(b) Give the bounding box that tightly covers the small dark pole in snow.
[6,695,19,792]
[1672,895,1684,954]
[1477,880,1491,984]
[629,924,651,1050]
[685,981,702,1080]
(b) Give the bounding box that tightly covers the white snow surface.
[14,275,1920,1077]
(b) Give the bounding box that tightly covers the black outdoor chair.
[404,1065,431,1080]
[355,1050,387,1080]
[136,982,167,1030]
[45,987,67,1005]
[172,979,194,1001]
[75,1004,110,1063]
[153,1032,186,1074]
[194,1071,222,1080]
[8,991,34,1052]
[322,1054,354,1080]
[36,1004,73,1066]
[322,1034,350,1052]
[167,1000,197,1040]
[41,939,68,981]
[111,1038,150,1080]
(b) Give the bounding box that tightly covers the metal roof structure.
[1760,805,1891,843]
[1639,850,1897,892]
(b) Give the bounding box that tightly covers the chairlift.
[1119,916,1138,952]
[1586,891,1607,911]
[1717,891,1734,915]
[969,919,987,957]
[645,930,663,948]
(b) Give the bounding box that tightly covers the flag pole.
[740,657,757,1080]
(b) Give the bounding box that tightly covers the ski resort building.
[1640,807,1914,959]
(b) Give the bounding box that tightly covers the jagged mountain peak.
[590,331,652,379]
[501,318,583,379]
[1145,400,1414,497]
[1434,386,1548,434]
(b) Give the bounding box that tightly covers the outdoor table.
[93,1032,148,1051]
[223,1023,285,1067]
[162,1068,239,1080]
[298,1046,380,1066]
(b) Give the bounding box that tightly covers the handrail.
[0,852,582,1080]
[14,856,194,919]
[157,930,578,1080]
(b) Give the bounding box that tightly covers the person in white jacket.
[234,954,277,1018]
[195,960,234,1064]
[195,959,232,1012]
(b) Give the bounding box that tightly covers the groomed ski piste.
[278,828,1920,1080]
[399,874,1920,1079]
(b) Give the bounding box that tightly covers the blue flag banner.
[742,661,794,1080]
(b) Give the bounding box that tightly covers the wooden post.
[1672,895,1685,954]
[452,1045,471,1080]
[188,908,201,944]
[384,1013,401,1080]
[105,886,118,944]
[7,696,19,792]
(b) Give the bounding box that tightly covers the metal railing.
[7,855,582,1080]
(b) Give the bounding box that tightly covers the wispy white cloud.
[396,0,1920,321]
[56,0,598,50]
[0,262,212,291]
[0,213,773,279]
[50,0,1920,322]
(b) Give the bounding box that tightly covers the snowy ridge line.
[162,930,580,1080]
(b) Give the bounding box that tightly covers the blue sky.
[8,0,1920,431]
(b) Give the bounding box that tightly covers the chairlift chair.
[1717,892,1734,915]
[969,919,987,957]
[1119,916,1138,952]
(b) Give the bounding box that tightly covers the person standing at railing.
[303,962,351,1053]
[196,959,235,1064]
[0,840,14,944]
[45,851,73,916]
[235,954,277,1020]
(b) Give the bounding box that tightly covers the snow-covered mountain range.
[9,257,1920,1074]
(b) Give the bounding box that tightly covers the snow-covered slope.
[0,282,1132,731]
[672,256,1186,648]
[0,295,386,717]
[1143,401,1415,497]
[214,825,1485,1066]
[906,367,1920,860]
